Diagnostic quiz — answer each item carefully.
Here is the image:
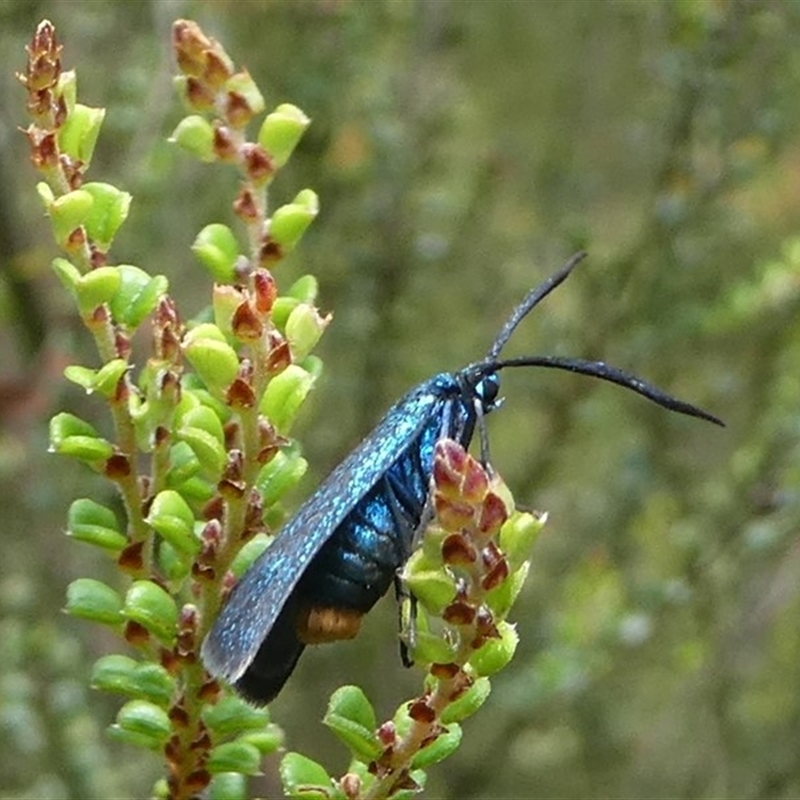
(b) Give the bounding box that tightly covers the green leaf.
[123,580,179,644]
[439,677,491,724]
[207,741,263,776]
[111,700,171,750]
[468,621,519,676]
[58,103,105,166]
[108,265,169,329]
[170,115,216,162]
[256,450,308,507]
[91,655,175,706]
[146,490,199,556]
[65,578,124,625]
[192,223,240,281]
[259,364,317,434]
[66,498,127,552]
[410,723,462,769]
[268,189,318,254]
[47,189,94,244]
[203,695,272,737]
[323,686,382,762]
[81,182,132,249]
[208,772,247,800]
[258,103,310,167]
[279,753,333,799]
[49,412,114,463]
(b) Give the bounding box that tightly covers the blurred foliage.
[2,1,800,798]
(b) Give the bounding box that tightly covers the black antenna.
[486,250,587,361]
[489,355,724,426]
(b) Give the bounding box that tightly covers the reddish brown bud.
[123,620,150,646]
[408,698,436,723]
[441,532,477,565]
[377,721,396,746]
[198,678,222,703]
[160,648,181,675]
[442,600,476,626]
[105,453,132,480]
[117,541,145,574]
[202,496,224,521]
[231,300,264,340]
[225,91,253,129]
[232,186,259,222]
[462,456,490,502]
[265,335,291,375]
[185,76,215,111]
[479,491,508,533]
[341,772,362,800]
[212,123,237,162]
[168,702,190,728]
[242,143,276,183]
[253,269,277,313]
[226,377,256,409]
[258,238,283,266]
[430,662,460,679]
[185,770,211,794]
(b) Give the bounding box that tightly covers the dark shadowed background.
[2,2,800,798]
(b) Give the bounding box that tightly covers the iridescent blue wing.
[201,374,452,684]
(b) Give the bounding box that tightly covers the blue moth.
[201,253,723,704]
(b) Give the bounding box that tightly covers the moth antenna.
[491,355,724,426]
[486,250,587,361]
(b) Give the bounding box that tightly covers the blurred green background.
[2,1,800,797]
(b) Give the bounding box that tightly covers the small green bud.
[157,540,192,582]
[240,726,285,755]
[408,629,457,666]
[51,256,81,295]
[49,412,115,462]
[170,114,216,162]
[183,324,240,394]
[257,103,310,167]
[279,753,332,797]
[203,695,271,736]
[146,490,199,556]
[256,450,308,507]
[66,498,126,552]
[192,223,240,281]
[74,267,122,314]
[268,189,319,253]
[92,358,130,398]
[468,620,518,676]
[439,677,491,724]
[323,686,383,762]
[230,534,271,577]
[499,511,545,570]
[285,303,329,362]
[65,578,124,625]
[402,550,456,614]
[108,265,169,329]
[166,441,202,486]
[47,189,94,245]
[123,580,179,644]
[208,741,263,776]
[56,69,77,113]
[91,655,175,707]
[485,559,529,617]
[410,723,462,769]
[208,773,247,800]
[58,103,105,167]
[81,182,132,250]
[225,70,265,117]
[111,700,171,750]
[287,274,319,304]
[259,364,317,434]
